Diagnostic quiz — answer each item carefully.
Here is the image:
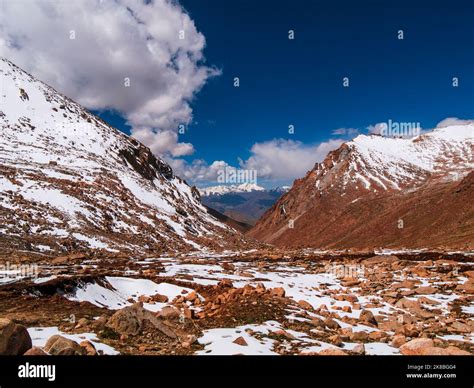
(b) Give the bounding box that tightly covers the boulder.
[317,348,347,355]
[352,343,365,355]
[359,310,377,326]
[24,346,48,356]
[184,291,198,302]
[350,331,369,342]
[400,338,434,355]
[151,293,169,303]
[324,318,341,330]
[80,340,97,356]
[270,287,286,298]
[0,318,32,355]
[391,334,407,348]
[419,346,471,356]
[298,300,313,310]
[157,306,180,320]
[415,286,437,295]
[107,303,177,338]
[44,335,86,356]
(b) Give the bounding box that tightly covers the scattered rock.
[317,348,347,355]
[415,286,437,295]
[0,318,32,355]
[44,335,86,356]
[270,287,286,298]
[151,293,169,303]
[400,338,434,355]
[157,306,180,319]
[324,318,340,330]
[80,340,97,356]
[391,334,407,348]
[106,303,177,339]
[233,336,248,346]
[419,346,471,356]
[24,346,48,356]
[359,310,377,326]
[298,300,313,310]
[352,343,365,355]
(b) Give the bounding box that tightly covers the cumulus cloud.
[169,159,232,183]
[0,0,219,156]
[132,128,194,157]
[170,139,343,185]
[240,139,344,181]
[435,117,474,128]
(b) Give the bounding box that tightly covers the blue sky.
[95,0,473,187]
[5,0,470,188]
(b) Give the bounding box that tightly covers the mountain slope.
[249,126,474,250]
[0,57,249,256]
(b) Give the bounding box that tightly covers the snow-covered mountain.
[199,183,265,196]
[315,127,474,194]
[0,57,249,255]
[249,125,474,250]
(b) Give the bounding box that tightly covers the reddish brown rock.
[0,319,32,355]
[24,347,48,356]
[233,336,248,346]
[400,338,434,355]
[44,335,86,356]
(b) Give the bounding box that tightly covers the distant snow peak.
[199,183,265,196]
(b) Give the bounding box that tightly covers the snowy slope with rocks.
[0,57,247,255]
[316,127,474,194]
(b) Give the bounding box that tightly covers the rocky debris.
[0,318,32,355]
[44,335,86,356]
[1,251,473,356]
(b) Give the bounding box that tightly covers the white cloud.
[435,117,474,128]
[0,0,219,156]
[366,122,386,135]
[169,159,232,183]
[240,139,343,181]
[132,128,194,157]
[332,127,359,137]
[173,138,343,185]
